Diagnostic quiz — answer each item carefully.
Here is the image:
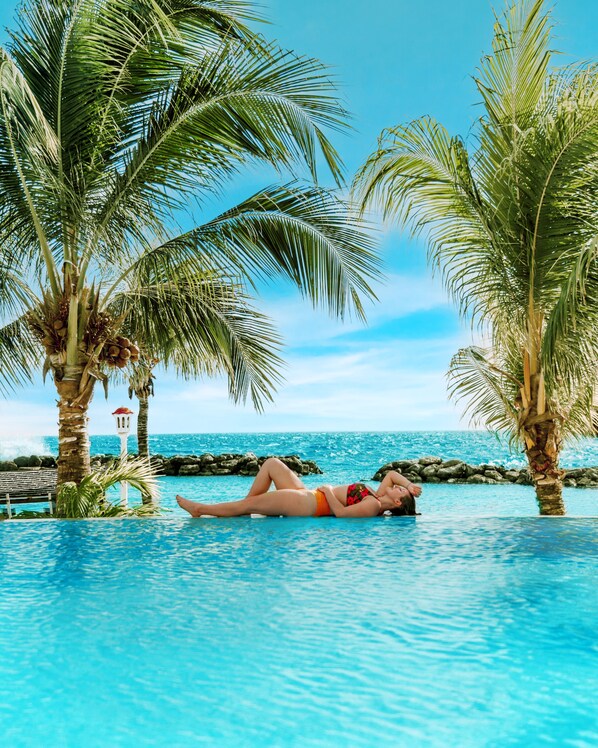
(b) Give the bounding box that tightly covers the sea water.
[38,430,598,472]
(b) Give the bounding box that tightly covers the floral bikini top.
[346,482,377,506]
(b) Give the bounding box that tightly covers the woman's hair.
[389,491,419,516]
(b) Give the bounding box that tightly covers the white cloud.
[260,272,450,346]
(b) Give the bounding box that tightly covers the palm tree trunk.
[525,418,565,516]
[137,395,150,459]
[56,375,95,485]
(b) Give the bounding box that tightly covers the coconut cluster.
[102,336,140,369]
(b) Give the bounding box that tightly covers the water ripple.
[1,517,597,747]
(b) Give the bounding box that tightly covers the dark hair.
[389,491,419,516]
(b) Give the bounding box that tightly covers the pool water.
[1,515,597,747]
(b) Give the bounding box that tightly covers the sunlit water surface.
[3,432,598,745]
[1,516,597,747]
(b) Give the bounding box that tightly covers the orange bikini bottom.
[313,489,332,517]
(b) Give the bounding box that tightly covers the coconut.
[117,337,131,348]
[129,344,140,357]
[119,348,131,360]
[108,345,120,357]
[115,358,128,369]
[53,319,64,330]
[57,327,67,337]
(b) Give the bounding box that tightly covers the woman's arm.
[378,470,422,497]
[319,485,380,517]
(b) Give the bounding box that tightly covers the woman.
[176,457,421,518]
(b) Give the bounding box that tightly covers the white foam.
[0,437,49,460]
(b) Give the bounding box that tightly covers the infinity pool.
[1,516,597,747]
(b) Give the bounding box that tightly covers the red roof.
[112,407,134,415]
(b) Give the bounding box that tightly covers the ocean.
[35,430,598,472]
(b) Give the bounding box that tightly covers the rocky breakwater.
[0,455,57,471]
[373,456,598,488]
[0,453,322,477]
[97,452,322,477]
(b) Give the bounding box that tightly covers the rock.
[442,459,464,469]
[179,464,200,476]
[218,460,240,470]
[304,460,323,475]
[394,460,421,471]
[40,455,57,468]
[421,464,439,479]
[466,474,498,484]
[199,454,215,464]
[564,478,576,487]
[484,469,504,482]
[13,456,30,468]
[426,476,441,483]
[28,455,42,468]
[437,463,467,480]
[576,477,594,487]
[419,456,443,466]
[180,456,200,465]
[515,474,532,485]
[504,470,521,482]
[168,455,188,466]
[162,462,179,476]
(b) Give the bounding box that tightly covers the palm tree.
[128,360,157,461]
[0,0,379,486]
[354,0,598,515]
[124,273,285,460]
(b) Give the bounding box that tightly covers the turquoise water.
[41,430,598,471]
[2,432,598,745]
[1,516,597,746]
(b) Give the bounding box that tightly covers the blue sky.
[0,0,597,440]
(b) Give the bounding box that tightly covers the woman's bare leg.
[245,458,305,497]
[176,488,315,517]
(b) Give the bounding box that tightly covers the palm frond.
[56,457,160,518]
[120,183,380,322]
[475,0,553,126]
[0,315,42,395]
[110,271,284,411]
[447,346,520,437]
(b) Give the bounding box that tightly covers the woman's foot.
[176,495,205,517]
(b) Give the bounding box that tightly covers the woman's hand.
[407,482,422,497]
